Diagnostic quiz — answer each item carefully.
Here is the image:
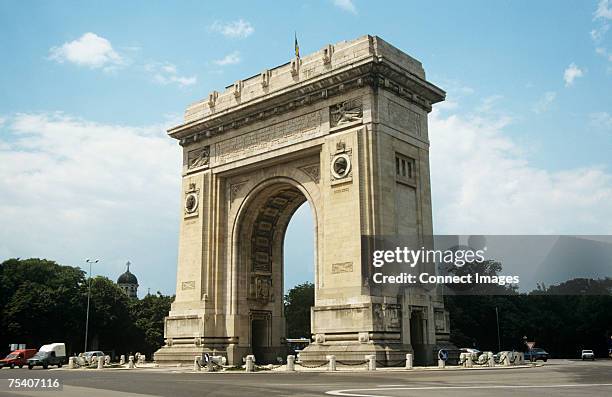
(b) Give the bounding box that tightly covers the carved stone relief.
[330,98,363,127]
[187,146,210,169]
[299,164,320,183]
[249,275,273,303]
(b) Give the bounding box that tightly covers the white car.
[83,351,105,363]
[581,349,595,360]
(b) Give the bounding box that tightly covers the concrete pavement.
[0,359,610,396]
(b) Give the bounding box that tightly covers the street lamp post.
[495,306,501,352]
[84,258,99,353]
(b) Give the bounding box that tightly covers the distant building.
[117,261,138,298]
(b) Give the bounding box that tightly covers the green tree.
[0,258,86,355]
[86,276,134,354]
[284,282,314,339]
[0,258,175,359]
[129,292,174,356]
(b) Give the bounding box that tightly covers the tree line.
[3,258,610,360]
[0,258,172,358]
[284,263,612,358]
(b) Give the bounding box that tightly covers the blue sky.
[1,0,611,296]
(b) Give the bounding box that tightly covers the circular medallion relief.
[184,192,199,214]
[331,153,351,179]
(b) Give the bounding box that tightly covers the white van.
[28,343,67,369]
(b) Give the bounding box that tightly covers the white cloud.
[48,32,124,70]
[476,95,503,113]
[590,24,609,42]
[333,0,357,14]
[532,91,557,114]
[590,111,612,130]
[210,19,254,39]
[595,46,612,62]
[595,0,612,20]
[563,63,584,86]
[0,113,181,293]
[145,62,197,87]
[213,51,241,66]
[429,102,612,235]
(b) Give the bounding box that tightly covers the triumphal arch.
[154,35,450,366]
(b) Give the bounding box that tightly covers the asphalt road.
[1,359,611,397]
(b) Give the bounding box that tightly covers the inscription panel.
[181,280,196,290]
[213,111,322,165]
[387,100,422,136]
[332,262,353,274]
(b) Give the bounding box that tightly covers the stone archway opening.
[236,181,314,363]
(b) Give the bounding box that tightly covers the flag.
[294,32,300,58]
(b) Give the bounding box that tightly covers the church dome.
[117,261,138,285]
[117,270,138,285]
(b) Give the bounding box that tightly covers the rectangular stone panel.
[165,316,200,338]
[213,111,322,165]
[387,99,422,136]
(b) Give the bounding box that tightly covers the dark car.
[524,348,549,362]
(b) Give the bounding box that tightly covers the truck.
[0,349,37,369]
[27,343,67,369]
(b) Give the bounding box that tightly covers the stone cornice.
[169,39,445,146]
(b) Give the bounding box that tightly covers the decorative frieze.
[215,111,322,165]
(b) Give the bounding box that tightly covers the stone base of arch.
[298,341,417,366]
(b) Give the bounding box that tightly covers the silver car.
[581,349,595,360]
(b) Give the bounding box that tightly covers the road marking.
[326,383,612,397]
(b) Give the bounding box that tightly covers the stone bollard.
[128,355,135,369]
[326,355,336,372]
[466,354,473,368]
[286,355,295,372]
[68,357,75,369]
[245,355,255,372]
[97,356,104,369]
[120,355,125,365]
[405,353,413,369]
[104,356,111,365]
[517,352,525,365]
[366,355,376,371]
[438,358,446,368]
[194,356,201,371]
[488,352,495,367]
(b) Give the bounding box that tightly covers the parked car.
[524,348,549,362]
[581,349,595,360]
[0,349,37,369]
[28,343,67,369]
[83,351,105,363]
